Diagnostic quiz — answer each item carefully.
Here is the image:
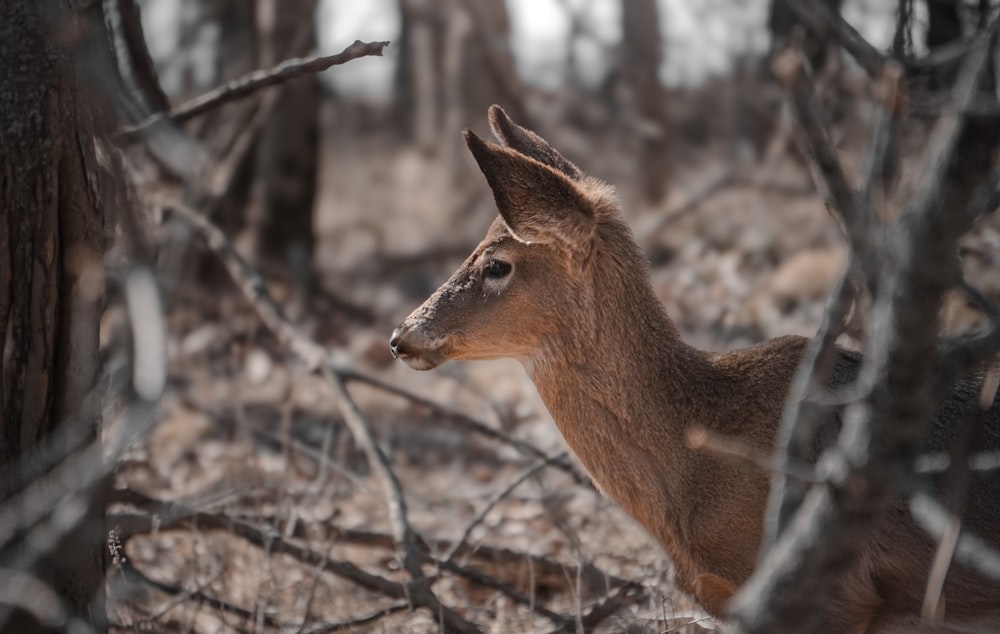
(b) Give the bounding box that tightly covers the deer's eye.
[484,259,512,279]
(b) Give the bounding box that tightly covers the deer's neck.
[525,231,721,553]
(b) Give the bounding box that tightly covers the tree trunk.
[397,0,448,152]
[396,0,527,154]
[253,0,320,290]
[620,0,670,204]
[455,0,528,125]
[0,0,123,630]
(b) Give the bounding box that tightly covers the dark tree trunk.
[396,0,448,152]
[395,0,527,153]
[620,0,670,204]
[456,0,528,125]
[395,0,418,141]
[254,0,320,288]
[0,0,123,630]
[201,0,260,224]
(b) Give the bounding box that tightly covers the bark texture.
[0,1,119,629]
[254,0,320,281]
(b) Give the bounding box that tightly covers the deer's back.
[700,337,1000,630]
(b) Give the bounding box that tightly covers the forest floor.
[107,86,1000,633]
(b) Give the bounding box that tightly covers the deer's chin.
[397,352,445,371]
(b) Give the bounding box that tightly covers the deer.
[389,105,1000,632]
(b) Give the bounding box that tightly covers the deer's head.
[390,106,622,370]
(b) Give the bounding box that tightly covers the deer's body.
[390,106,1000,632]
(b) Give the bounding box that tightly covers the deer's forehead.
[471,221,518,255]
[483,216,513,242]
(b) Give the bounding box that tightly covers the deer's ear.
[487,105,583,180]
[464,129,595,253]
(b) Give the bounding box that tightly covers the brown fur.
[390,106,1000,632]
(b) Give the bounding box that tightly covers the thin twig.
[763,255,860,550]
[443,454,564,564]
[910,494,1000,581]
[0,568,95,634]
[785,0,887,77]
[293,544,334,634]
[686,427,820,485]
[642,164,735,236]
[118,561,259,630]
[337,366,588,485]
[545,582,646,633]
[119,40,389,142]
[299,602,411,633]
[434,558,570,626]
[770,46,858,235]
[921,513,961,623]
[858,62,905,208]
[323,369,422,579]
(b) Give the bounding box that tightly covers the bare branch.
[323,371,422,578]
[770,47,859,234]
[922,511,960,622]
[763,254,859,550]
[545,582,646,634]
[785,0,888,77]
[911,494,1000,581]
[0,568,94,634]
[443,454,564,564]
[119,39,389,142]
[859,63,906,213]
[116,560,266,630]
[299,603,411,633]
[686,427,819,485]
[336,367,588,485]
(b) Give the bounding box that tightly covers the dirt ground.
[107,82,1000,633]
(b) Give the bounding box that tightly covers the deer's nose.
[389,328,404,358]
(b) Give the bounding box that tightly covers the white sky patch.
[508,0,573,88]
[141,0,897,97]
[316,0,399,98]
[842,0,911,52]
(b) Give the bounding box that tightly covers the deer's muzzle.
[390,324,446,370]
